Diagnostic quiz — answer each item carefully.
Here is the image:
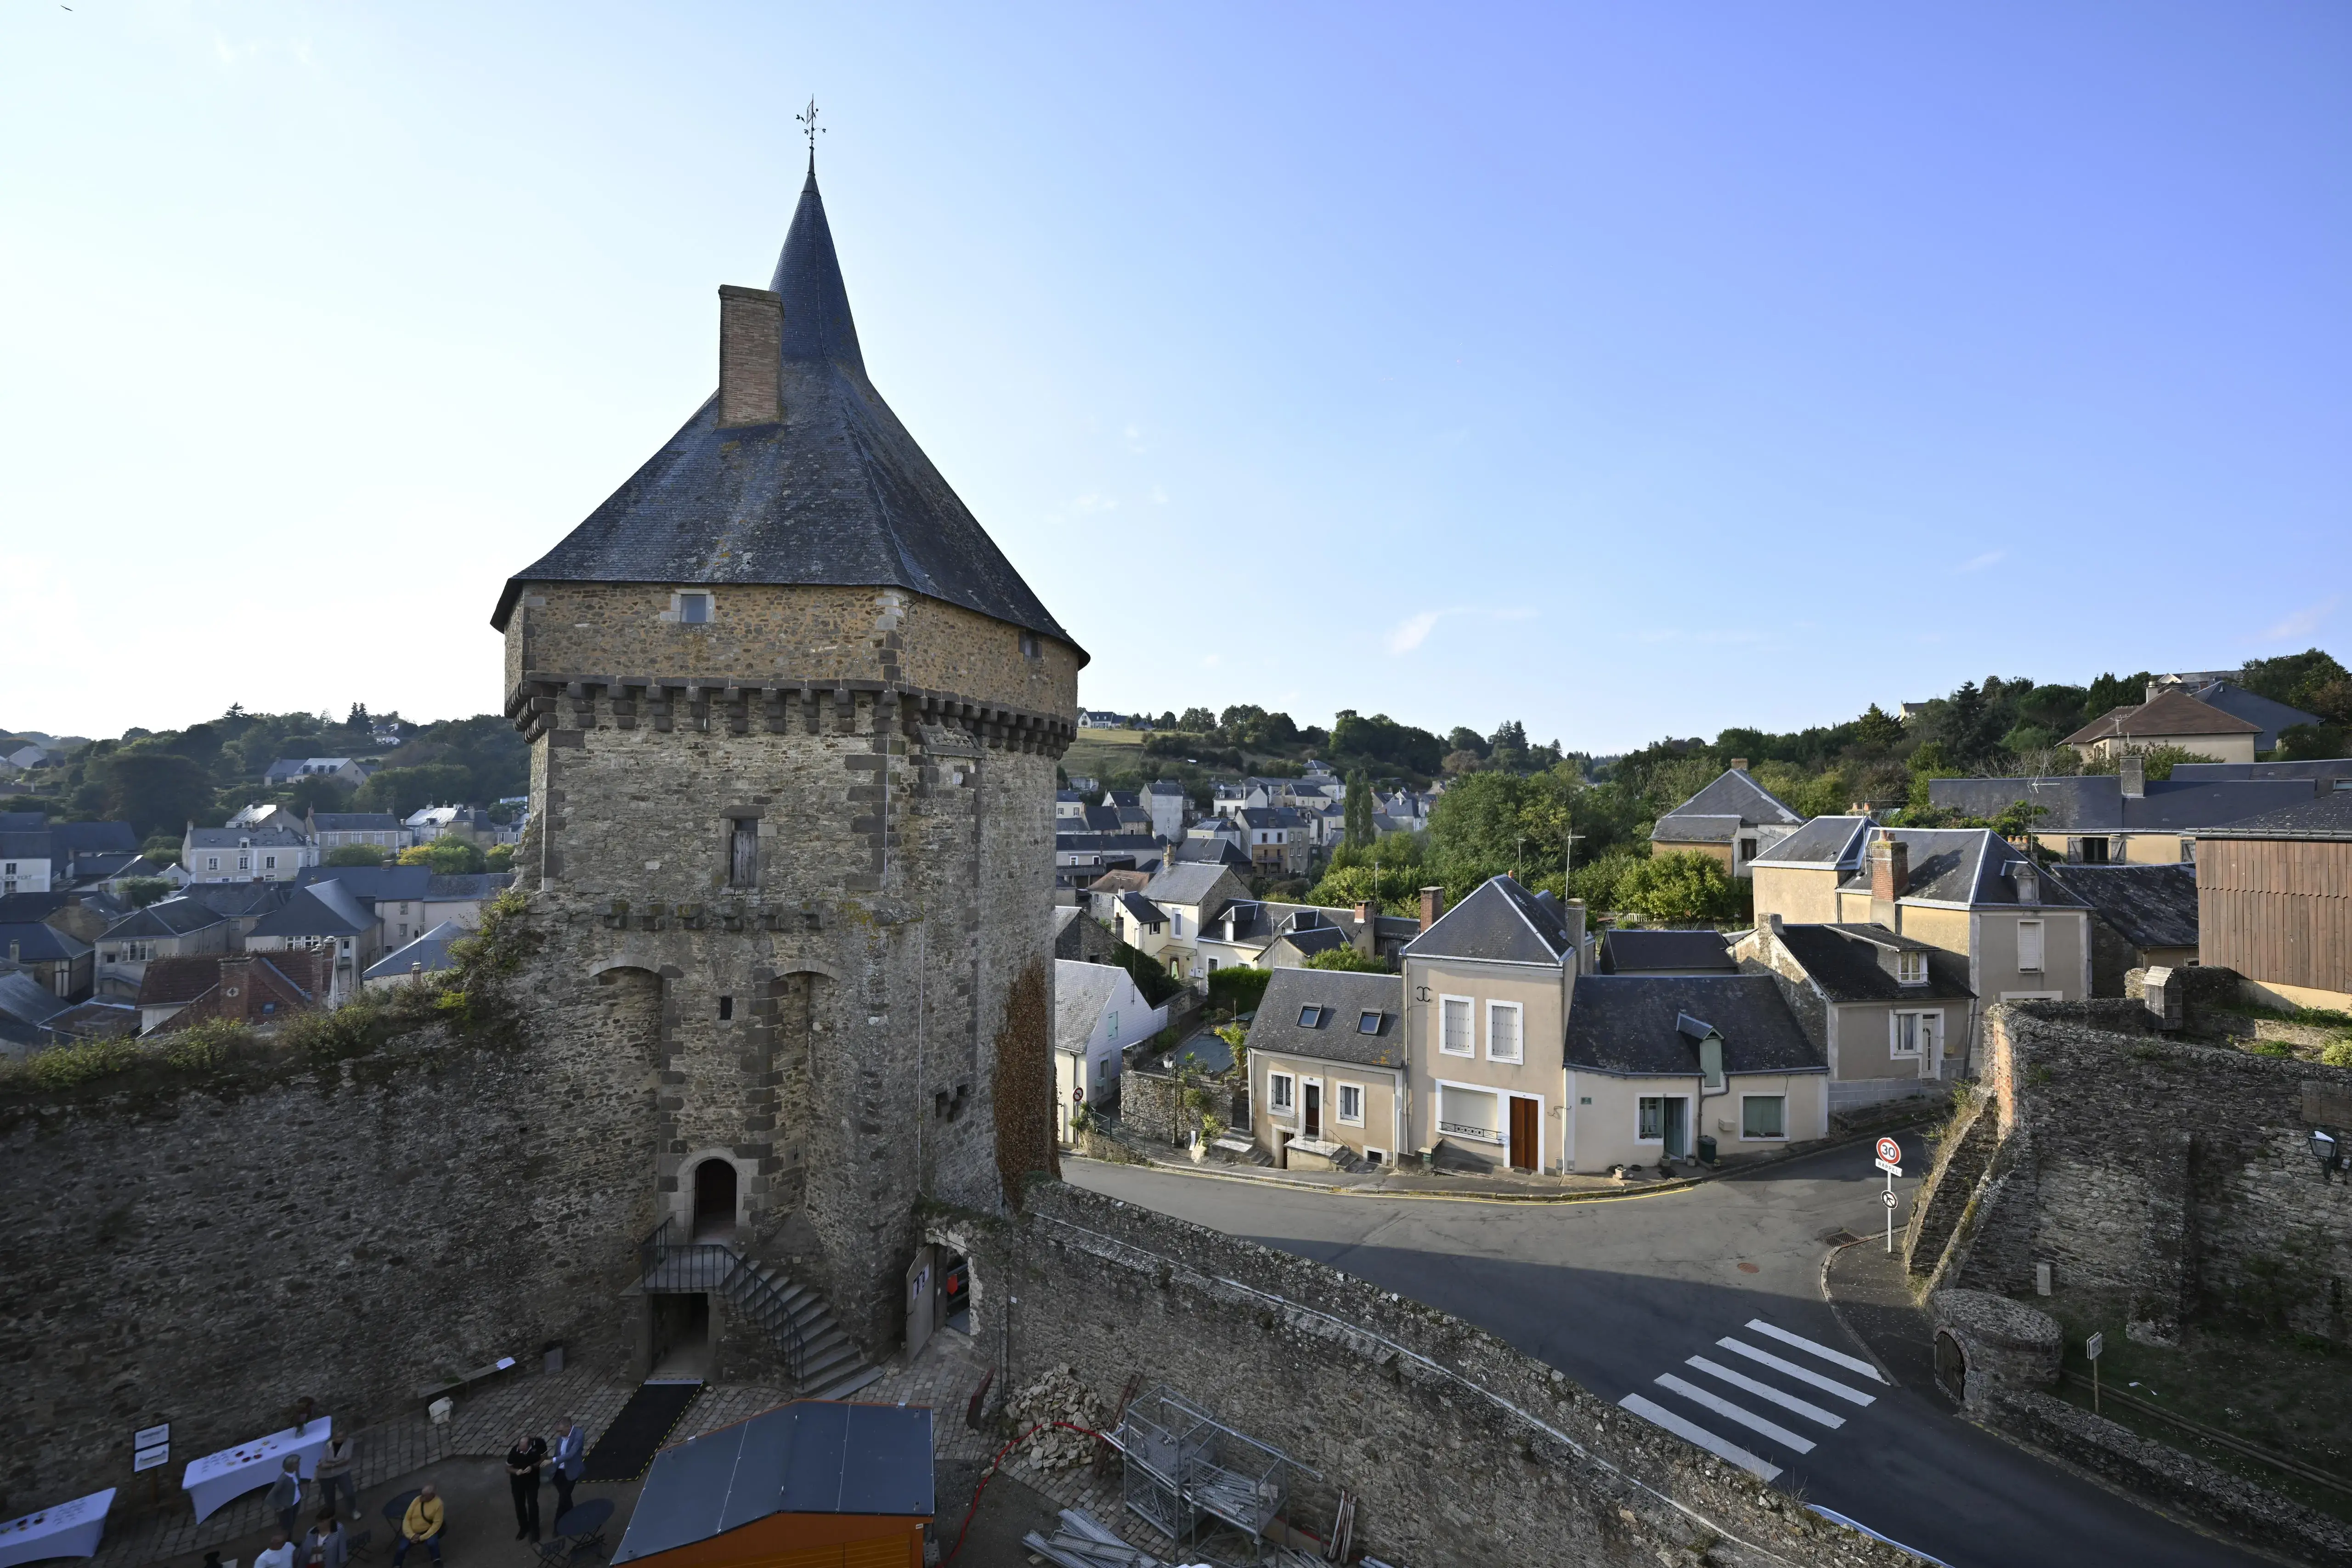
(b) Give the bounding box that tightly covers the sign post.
[1874,1137,1904,1254]
[133,1423,169,1508]
[2086,1332,2104,1415]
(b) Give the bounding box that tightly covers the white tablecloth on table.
[182,1417,335,1523]
[0,1487,114,1568]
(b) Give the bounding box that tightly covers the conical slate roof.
[492,162,1079,657]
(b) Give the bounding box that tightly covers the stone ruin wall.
[1955,995,2352,1344]
[931,1182,1917,1568]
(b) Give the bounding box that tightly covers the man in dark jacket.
[505,1429,549,1541]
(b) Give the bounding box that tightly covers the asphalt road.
[1069,1143,2263,1568]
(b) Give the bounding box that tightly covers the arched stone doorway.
[692,1158,739,1241]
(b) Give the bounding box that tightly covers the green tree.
[356,764,474,818]
[1620,852,1738,923]
[398,837,487,873]
[1854,703,1904,750]
[94,747,216,837]
[325,843,389,867]
[1303,945,1388,973]
[1342,768,1375,849]
[2242,648,2352,725]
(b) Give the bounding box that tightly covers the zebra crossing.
[1617,1316,1884,1482]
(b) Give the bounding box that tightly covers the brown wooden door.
[1508,1096,1538,1172]
[1304,1082,1322,1139]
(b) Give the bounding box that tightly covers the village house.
[1247,967,1407,1171]
[2154,676,2322,754]
[1052,958,1163,1142]
[134,950,335,1036]
[262,756,371,790]
[0,814,141,896]
[1402,877,1592,1174]
[363,920,470,991]
[1929,752,2321,864]
[0,919,92,1001]
[305,809,415,852]
[2043,863,2200,996]
[183,824,318,883]
[1647,763,1805,877]
[1562,974,1828,1171]
[1750,820,2093,1069]
[245,882,379,1006]
[1733,917,1973,1115]
[1141,779,1188,841]
[1235,805,1310,875]
[2061,683,2263,765]
[92,897,233,1000]
[298,864,511,951]
[1136,861,1252,979]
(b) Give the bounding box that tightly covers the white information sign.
[1874,1158,1903,1177]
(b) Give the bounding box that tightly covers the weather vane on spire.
[797,97,824,162]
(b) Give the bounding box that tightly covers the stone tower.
[491,159,1081,1365]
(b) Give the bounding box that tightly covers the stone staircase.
[722,1258,882,1401]
[1905,1093,2001,1279]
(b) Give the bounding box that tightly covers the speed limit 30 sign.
[1876,1136,1903,1166]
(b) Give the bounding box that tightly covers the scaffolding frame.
[1106,1387,1307,1564]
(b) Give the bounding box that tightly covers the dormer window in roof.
[1896,951,1927,986]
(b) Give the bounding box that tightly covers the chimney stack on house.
[1419,885,1446,933]
[1730,757,1749,772]
[2145,681,2163,705]
[716,284,785,427]
[1868,831,1908,931]
[2012,856,2041,906]
[219,955,255,1023]
[2120,752,2146,799]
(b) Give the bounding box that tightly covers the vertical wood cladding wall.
[2198,838,2352,995]
[0,1026,658,1518]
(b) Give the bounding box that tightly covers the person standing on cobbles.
[506,1428,549,1542]
[314,1426,358,1520]
[301,1506,349,1568]
[253,1529,296,1568]
[549,1417,587,1522]
[266,1455,305,1541]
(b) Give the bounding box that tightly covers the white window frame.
[670,589,715,624]
[1438,994,1476,1057]
[1890,1009,1940,1059]
[1738,1093,1789,1142]
[1335,1081,1365,1127]
[1267,1070,1295,1118]
[1435,1079,1505,1146]
[1634,1093,1691,1146]
[1896,951,1926,985]
[2017,917,2046,974]
[1486,1000,1524,1064]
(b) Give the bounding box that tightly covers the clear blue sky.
[4,3,2346,751]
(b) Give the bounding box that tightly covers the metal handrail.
[721,1254,807,1381]
[639,1218,806,1382]
[1438,1119,1504,1144]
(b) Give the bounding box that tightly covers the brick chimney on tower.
[717,284,784,427]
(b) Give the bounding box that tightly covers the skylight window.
[1357,1011,1382,1035]
[1299,1005,1327,1028]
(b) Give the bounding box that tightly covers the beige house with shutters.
[1246,968,1407,1170]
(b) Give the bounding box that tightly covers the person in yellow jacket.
[391,1484,443,1566]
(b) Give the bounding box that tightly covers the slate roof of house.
[1566,975,1825,1076]
[1115,890,1167,928]
[492,163,1079,658]
[1404,875,1575,967]
[137,951,334,1010]
[1927,775,2314,834]
[1652,770,1805,845]
[1598,929,1735,974]
[363,920,470,982]
[176,882,298,919]
[424,872,512,901]
[250,882,374,940]
[1144,780,1187,797]
[0,922,91,962]
[1826,828,2090,909]
[1104,791,1141,809]
[42,999,138,1040]
[1054,958,1136,1056]
[1762,923,1975,1003]
[51,821,140,855]
[1086,869,1150,895]
[2043,865,2200,950]
[0,971,68,1026]
[1168,838,1250,870]
[1268,924,1351,957]
[2170,759,2352,784]
[1204,901,1356,946]
[1142,862,1245,910]
[101,898,229,942]
[2062,687,2262,746]
[2187,681,2320,749]
[1746,816,1874,870]
[1246,968,1406,1069]
[0,892,77,923]
[298,865,432,903]
[0,830,52,860]
[2189,789,2352,841]
[187,826,311,850]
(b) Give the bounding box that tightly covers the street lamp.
[2310,1128,2345,1182]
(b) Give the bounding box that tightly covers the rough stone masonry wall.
[1956,1001,2352,1344]
[509,579,1070,1353]
[933,1183,1915,1568]
[0,1023,655,1519]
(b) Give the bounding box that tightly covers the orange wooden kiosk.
[610,1401,933,1568]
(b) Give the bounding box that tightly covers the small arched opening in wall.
[1935,1329,1968,1403]
[691,1156,740,1242]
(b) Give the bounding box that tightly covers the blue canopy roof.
[613,1402,933,1562]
